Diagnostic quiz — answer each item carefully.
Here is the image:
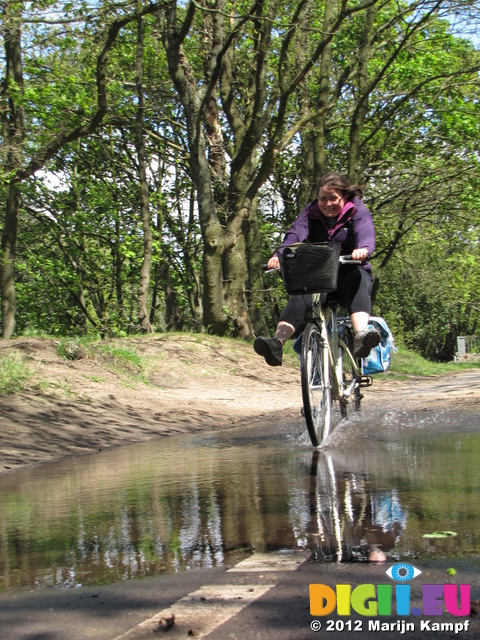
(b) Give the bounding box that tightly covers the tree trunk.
[135,15,154,333]
[312,0,336,186]
[1,183,20,338]
[185,188,203,328]
[295,0,336,211]
[1,8,24,339]
[223,216,251,337]
[348,4,377,183]
[155,257,183,330]
[297,127,316,214]
[246,197,269,336]
[202,220,228,334]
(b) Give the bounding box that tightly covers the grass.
[282,339,302,364]
[95,343,152,385]
[42,380,75,396]
[388,345,480,377]
[55,336,153,385]
[88,375,106,383]
[0,354,35,395]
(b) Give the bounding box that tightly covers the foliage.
[373,212,480,360]
[1,0,479,359]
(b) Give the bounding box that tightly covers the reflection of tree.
[305,452,408,563]
[0,440,302,590]
[178,481,223,568]
[0,517,10,591]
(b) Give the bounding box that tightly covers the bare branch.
[15,2,165,182]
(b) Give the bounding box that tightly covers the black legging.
[278,267,373,332]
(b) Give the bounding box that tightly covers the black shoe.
[353,327,381,359]
[254,336,283,366]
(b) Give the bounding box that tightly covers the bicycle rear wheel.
[339,325,361,418]
[301,322,332,446]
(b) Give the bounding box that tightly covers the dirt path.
[1,335,479,473]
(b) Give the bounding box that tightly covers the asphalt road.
[1,551,479,640]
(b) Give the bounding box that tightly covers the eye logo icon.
[386,563,422,582]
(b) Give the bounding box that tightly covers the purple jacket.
[277,197,375,278]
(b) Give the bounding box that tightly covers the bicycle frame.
[309,294,361,406]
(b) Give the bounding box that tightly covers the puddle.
[1,409,480,593]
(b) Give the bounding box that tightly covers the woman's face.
[317,186,346,218]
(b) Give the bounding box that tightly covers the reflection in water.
[306,452,407,563]
[1,415,480,593]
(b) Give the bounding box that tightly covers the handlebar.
[339,256,362,265]
[263,255,362,272]
[262,264,279,273]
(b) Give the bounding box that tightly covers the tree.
[1,1,25,340]
[376,214,480,359]
[134,13,154,333]
[0,0,163,338]
[159,0,380,337]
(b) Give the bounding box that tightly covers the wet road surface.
[1,404,480,638]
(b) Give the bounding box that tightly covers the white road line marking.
[228,550,307,572]
[112,551,308,640]
[112,584,275,639]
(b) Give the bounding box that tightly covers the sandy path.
[1,336,479,473]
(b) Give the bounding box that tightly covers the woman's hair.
[317,172,364,199]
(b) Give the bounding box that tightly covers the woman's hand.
[267,255,280,269]
[352,248,369,261]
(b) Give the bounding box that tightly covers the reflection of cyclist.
[364,490,407,562]
[254,172,380,366]
[346,487,407,562]
[309,462,408,563]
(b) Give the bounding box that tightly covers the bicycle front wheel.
[301,322,332,447]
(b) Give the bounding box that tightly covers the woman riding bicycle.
[254,171,380,366]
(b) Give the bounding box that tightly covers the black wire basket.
[279,242,341,294]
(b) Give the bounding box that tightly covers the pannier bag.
[279,242,341,295]
[362,317,397,374]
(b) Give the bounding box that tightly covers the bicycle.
[268,242,373,447]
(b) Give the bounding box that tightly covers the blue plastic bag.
[361,317,396,374]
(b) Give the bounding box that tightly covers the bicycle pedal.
[358,375,373,387]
